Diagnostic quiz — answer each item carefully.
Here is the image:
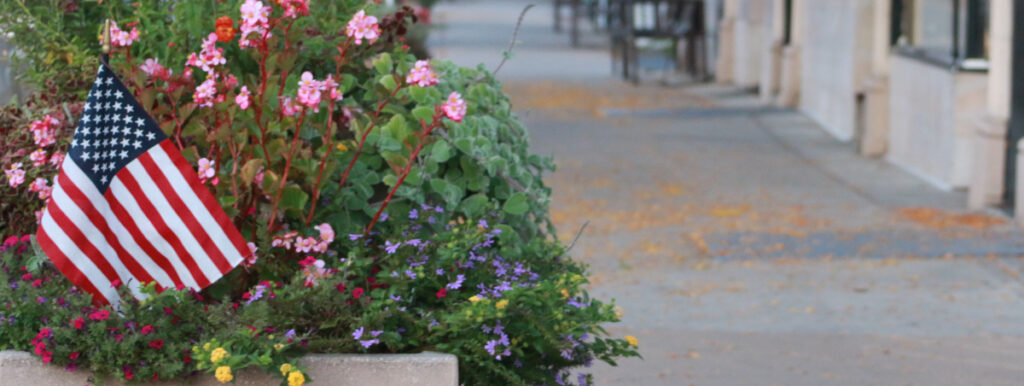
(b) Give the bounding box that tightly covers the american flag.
[36,64,250,305]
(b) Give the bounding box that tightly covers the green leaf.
[373,53,393,74]
[430,141,451,163]
[502,192,529,215]
[412,106,435,123]
[409,86,428,102]
[378,75,397,92]
[279,184,309,211]
[458,194,488,218]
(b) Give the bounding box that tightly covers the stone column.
[715,0,738,82]
[776,0,802,107]
[967,0,1013,208]
[759,0,786,103]
[859,0,891,157]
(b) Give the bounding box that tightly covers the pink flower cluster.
[193,78,218,108]
[272,223,335,254]
[29,178,51,200]
[30,116,58,147]
[5,163,25,187]
[239,0,272,49]
[298,256,331,287]
[405,60,439,87]
[109,21,139,47]
[236,86,251,110]
[139,58,172,81]
[186,33,227,74]
[290,72,343,111]
[197,158,218,185]
[442,92,467,122]
[280,0,311,19]
[346,10,380,45]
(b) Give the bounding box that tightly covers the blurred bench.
[554,0,611,47]
[609,0,707,83]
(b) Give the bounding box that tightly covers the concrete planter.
[0,350,457,386]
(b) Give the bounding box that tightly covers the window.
[891,0,989,70]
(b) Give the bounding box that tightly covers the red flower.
[183,355,192,364]
[69,352,79,360]
[215,16,235,43]
[110,279,122,288]
[152,373,159,381]
[164,307,173,315]
[149,339,164,349]
[124,368,133,380]
[352,287,364,299]
[31,279,42,287]
[436,288,447,299]
[298,256,317,267]
[89,310,110,321]
[20,273,32,281]
[140,325,153,335]
[336,282,346,292]
[72,317,84,329]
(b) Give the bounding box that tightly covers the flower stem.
[267,109,307,232]
[337,77,403,191]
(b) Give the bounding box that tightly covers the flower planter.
[0,350,457,385]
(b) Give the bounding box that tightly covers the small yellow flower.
[280,363,294,376]
[560,289,569,298]
[274,343,285,351]
[287,370,305,386]
[468,295,481,303]
[495,299,509,310]
[336,143,349,151]
[214,366,233,383]
[210,347,229,364]
[625,335,639,347]
[615,311,624,318]
[202,342,212,351]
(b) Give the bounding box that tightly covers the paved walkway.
[430,1,1024,385]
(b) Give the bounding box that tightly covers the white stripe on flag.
[123,161,221,284]
[39,211,117,305]
[149,145,245,267]
[108,170,201,289]
[49,177,146,299]
[62,160,177,288]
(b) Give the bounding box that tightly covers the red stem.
[267,109,308,232]
[305,100,336,225]
[337,78,403,190]
[364,109,444,236]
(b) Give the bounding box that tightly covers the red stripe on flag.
[44,199,122,286]
[102,184,187,289]
[159,140,251,259]
[36,227,106,306]
[137,152,233,273]
[56,172,161,287]
[114,169,211,288]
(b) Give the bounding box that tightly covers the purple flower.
[428,216,437,224]
[409,209,418,219]
[379,213,388,222]
[405,270,417,280]
[555,372,565,386]
[568,298,587,308]
[371,330,383,337]
[446,274,465,290]
[560,349,574,360]
[478,219,488,228]
[348,234,363,241]
[429,319,440,327]
[578,373,589,386]
[35,296,47,304]
[482,325,492,334]
[353,327,364,340]
[384,240,400,254]
[406,239,422,247]
[514,359,523,368]
[484,340,498,355]
[284,329,296,339]
[436,269,444,275]
[389,294,403,302]
[359,339,379,348]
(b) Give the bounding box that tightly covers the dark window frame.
[890,0,989,72]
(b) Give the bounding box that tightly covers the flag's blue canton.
[67,64,167,192]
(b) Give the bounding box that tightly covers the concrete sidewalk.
[429,1,1024,385]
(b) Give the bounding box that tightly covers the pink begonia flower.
[29,116,58,148]
[253,166,265,185]
[197,158,216,184]
[5,163,25,187]
[28,178,51,200]
[236,86,251,110]
[271,231,298,249]
[109,21,139,47]
[295,236,317,253]
[315,223,335,243]
[302,258,328,287]
[29,149,47,167]
[281,96,301,117]
[49,151,64,167]
[186,33,226,74]
[280,0,310,19]
[297,71,324,108]
[405,60,439,87]
[194,78,218,108]
[239,0,272,48]
[223,74,239,89]
[442,92,467,122]
[139,58,165,76]
[346,10,380,45]
[244,242,258,267]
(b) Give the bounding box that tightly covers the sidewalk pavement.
[429,1,1024,384]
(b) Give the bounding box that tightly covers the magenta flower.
[49,151,64,167]
[280,0,310,18]
[442,92,467,122]
[405,60,439,87]
[235,86,251,110]
[345,10,380,45]
[5,163,25,187]
[28,178,51,200]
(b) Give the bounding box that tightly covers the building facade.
[716,0,1023,216]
